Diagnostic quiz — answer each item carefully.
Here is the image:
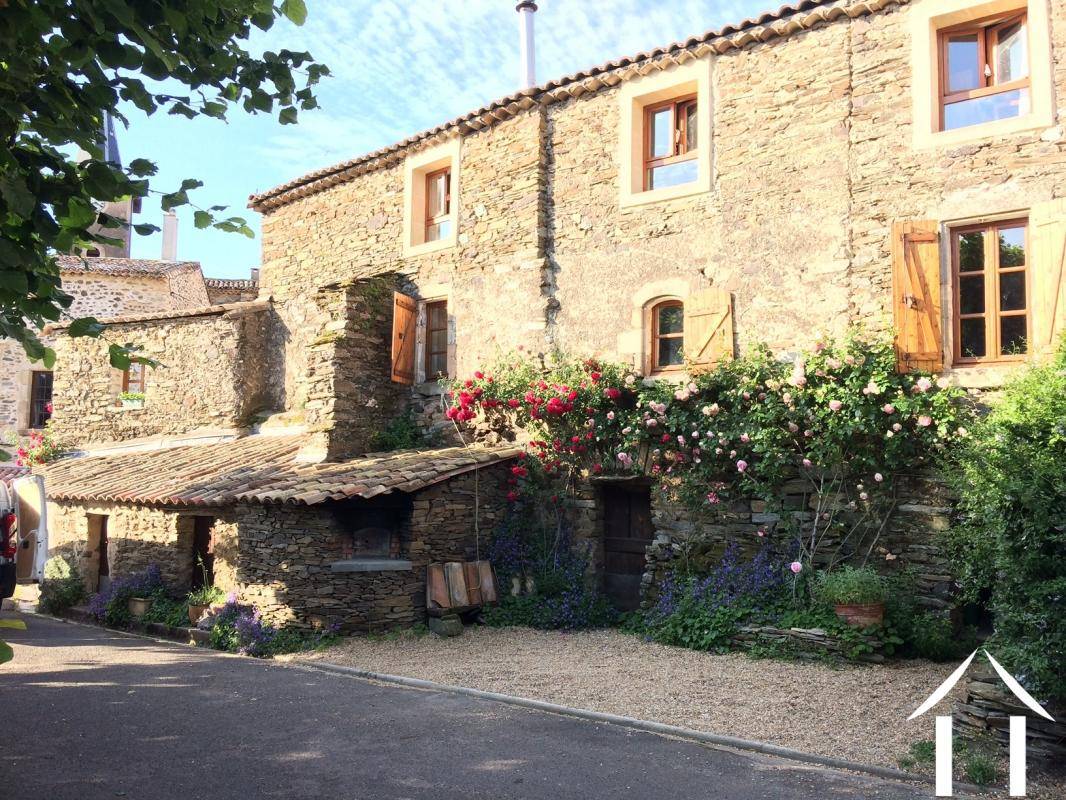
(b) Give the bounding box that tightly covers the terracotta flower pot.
[834,602,884,628]
[128,596,152,620]
[188,603,210,625]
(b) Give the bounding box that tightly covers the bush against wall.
[945,339,1066,704]
[38,555,86,614]
[446,329,970,577]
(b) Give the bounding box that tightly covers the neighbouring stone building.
[40,0,1066,631]
[204,270,260,305]
[0,255,211,440]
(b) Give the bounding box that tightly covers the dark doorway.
[88,514,110,592]
[191,516,216,589]
[601,482,654,611]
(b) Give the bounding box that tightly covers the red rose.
[474,371,484,379]
[604,388,621,400]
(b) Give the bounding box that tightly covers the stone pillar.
[298,275,406,462]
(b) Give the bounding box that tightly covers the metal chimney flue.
[517,1,537,90]
[161,210,178,261]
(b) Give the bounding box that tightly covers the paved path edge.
[304,659,961,790]
[19,611,985,796]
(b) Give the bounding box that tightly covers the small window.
[424,168,451,243]
[938,11,1029,131]
[952,219,1029,363]
[643,96,698,190]
[122,362,146,394]
[651,301,684,371]
[29,371,53,429]
[424,300,448,380]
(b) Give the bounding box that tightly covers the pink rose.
[883,403,895,414]
[789,561,803,574]
[917,415,933,427]
[916,377,933,393]
[736,460,748,473]
[828,400,843,411]
[874,472,884,482]
[740,433,750,443]
[802,458,813,468]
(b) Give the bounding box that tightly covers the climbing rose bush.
[446,329,971,570]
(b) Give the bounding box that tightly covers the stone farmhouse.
[40,0,1066,629]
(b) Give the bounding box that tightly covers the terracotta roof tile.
[42,435,520,507]
[204,277,259,289]
[45,299,271,333]
[248,0,902,212]
[56,255,201,277]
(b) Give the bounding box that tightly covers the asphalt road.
[0,613,935,800]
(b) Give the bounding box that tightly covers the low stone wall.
[644,471,956,609]
[954,668,1066,763]
[731,624,886,663]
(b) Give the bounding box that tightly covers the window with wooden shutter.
[683,288,733,372]
[391,292,417,385]
[1030,199,1066,357]
[892,220,943,373]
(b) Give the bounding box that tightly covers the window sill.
[404,234,457,259]
[415,380,445,396]
[914,111,1055,150]
[620,181,709,209]
[330,559,413,573]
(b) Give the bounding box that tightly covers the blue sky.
[122,0,774,277]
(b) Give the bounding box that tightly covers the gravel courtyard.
[299,625,958,770]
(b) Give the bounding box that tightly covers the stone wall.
[164,266,210,308]
[236,464,510,631]
[46,500,238,595]
[0,273,183,434]
[294,276,408,461]
[49,303,273,447]
[587,471,955,610]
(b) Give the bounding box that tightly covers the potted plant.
[127,595,153,620]
[119,391,145,409]
[816,566,886,627]
[187,585,225,624]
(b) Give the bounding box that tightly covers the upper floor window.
[122,362,146,395]
[644,96,697,190]
[424,299,449,379]
[651,300,684,371]
[29,371,53,429]
[939,10,1029,131]
[424,168,451,243]
[952,219,1029,363]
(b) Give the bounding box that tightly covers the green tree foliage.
[0,0,327,367]
[945,339,1066,703]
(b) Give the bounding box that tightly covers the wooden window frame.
[642,95,697,191]
[937,10,1029,131]
[122,362,146,394]
[650,300,685,373]
[423,299,449,380]
[424,167,451,243]
[951,217,1030,365]
[29,370,53,429]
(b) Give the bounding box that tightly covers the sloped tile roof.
[248,0,903,211]
[57,255,201,276]
[204,277,258,290]
[45,299,271,333]
[42,435,520,507]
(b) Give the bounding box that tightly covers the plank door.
[601,484,654,611]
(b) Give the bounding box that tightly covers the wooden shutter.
[892,220,943,373]
[684,288,733,370]
[1030,199,1066,358]
[391,292,417,384]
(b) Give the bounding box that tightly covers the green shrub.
[897,739,935,770]
[38,555,86,614]
[908,612,976,662]
[371,410,438,452]
[187,584,225,606]
[815,566,885,605]
[945,338,1066,703]
[140,592,190,628]
[963,750,998,786]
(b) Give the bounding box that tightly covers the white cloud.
[255,0,769,179]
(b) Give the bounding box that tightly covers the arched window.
[650,300,684,371]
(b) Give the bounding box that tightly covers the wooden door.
[601,484,654,611]
[97,515,110,587]
[191,516,215,589]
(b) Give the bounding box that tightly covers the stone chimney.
[161,211,178,260]
[517,1,537,90]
